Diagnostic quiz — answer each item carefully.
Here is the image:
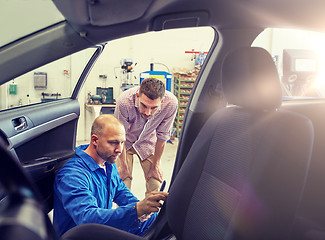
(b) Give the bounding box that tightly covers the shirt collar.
[75,144,110,172]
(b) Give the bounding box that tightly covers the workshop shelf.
[173,73,196,138]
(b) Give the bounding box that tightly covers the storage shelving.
[173,73,196,138]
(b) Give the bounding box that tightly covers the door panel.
[0,99,79,212]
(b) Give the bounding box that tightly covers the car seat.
[166,47,314,239]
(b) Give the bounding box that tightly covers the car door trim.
[71,44,105,99]
[9,113,78,148]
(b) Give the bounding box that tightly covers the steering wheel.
[0,137,58,240]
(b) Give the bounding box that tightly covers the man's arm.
[113,166,168,217]
[54,169,139,233]
[146,139,165,182]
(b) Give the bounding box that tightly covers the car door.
[0,45,104,213]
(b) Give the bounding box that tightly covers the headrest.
[222,47,282,110]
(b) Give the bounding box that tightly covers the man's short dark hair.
[139,78,165,100]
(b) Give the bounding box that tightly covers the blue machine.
[140,70,172,92]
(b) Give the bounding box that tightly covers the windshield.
[0,0,64,47]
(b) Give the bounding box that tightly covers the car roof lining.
[53,0,154,26]
[52,0,325,31]
[49,0,325,54]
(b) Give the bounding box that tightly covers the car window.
[252,28,325,99]
[0,48,96,111]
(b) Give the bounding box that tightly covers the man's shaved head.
[91,114,124,137]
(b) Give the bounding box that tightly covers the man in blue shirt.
[53,114,168,236]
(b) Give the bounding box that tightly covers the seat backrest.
[166,47,314,240]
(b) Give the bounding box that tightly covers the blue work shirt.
[53,145,156,236]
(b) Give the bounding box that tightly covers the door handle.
[12,117,28,131]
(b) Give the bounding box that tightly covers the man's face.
[95,124,126,164]
[137,93,163,120]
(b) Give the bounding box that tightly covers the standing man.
[53,115,168,237]
[114,78,178,196]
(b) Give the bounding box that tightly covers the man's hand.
[136,191,168,217]
[146,165,163,183]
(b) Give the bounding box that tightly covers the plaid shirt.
[114,86,178,160]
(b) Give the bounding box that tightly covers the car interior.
[2,0,325,240]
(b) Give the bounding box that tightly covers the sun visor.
[53,0,153,26]
[151,12,210,31]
